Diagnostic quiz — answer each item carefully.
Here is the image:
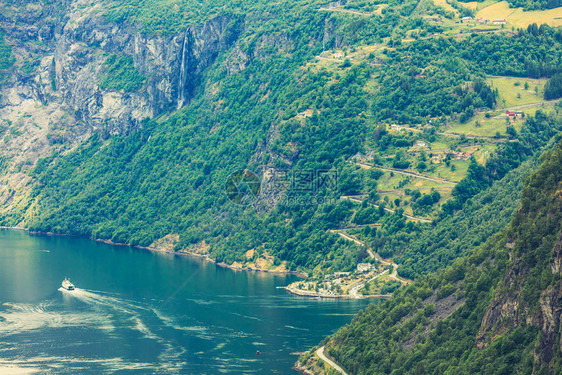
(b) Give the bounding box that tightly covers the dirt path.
[318,6,373,16]
[338,223,382,230]
[315,55,343,63]
[357,163,458,184]
[435,131,501,140]
[339,195,433,223]
[316,346,348,375]
[497,99,558,110]
[331,230,365,247]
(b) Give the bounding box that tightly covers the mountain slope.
[299,140,562,374]
[0,0,560,281]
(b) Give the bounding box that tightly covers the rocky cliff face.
[476,146,562,368]
[2,0,240,136]
[0,0,241,220]
[477,236,562,364]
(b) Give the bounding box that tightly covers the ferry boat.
[61,278,75,291]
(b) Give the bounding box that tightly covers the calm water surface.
[0,229,373,374]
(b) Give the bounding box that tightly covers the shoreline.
[0,227,307,279]
[284,286,391,300]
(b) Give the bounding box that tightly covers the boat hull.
[62,279,75,291]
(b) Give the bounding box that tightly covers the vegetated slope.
[299,140,562,374]
[1,0,561,278]
[387,111,562,278]
[347,110,561,284]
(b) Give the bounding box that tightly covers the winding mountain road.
[330,230,411,285]
[316,346,348,375]
[348,270,389,298]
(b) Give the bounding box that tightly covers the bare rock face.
[477,231,562,365]
[0,0,241,221]
[537,280,562,362]
[0,0,241,137]
[0,0,301,222]
[51,2,239,134]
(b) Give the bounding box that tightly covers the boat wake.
[0,286,305,373]
[0,288,190,373]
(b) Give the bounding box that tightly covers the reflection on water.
[0,230,374,373]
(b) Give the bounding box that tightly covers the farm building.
[506,110,524,118]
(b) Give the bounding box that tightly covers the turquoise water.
[0,229,373,374]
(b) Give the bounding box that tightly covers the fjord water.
[0,230,371,374]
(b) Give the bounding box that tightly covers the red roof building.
[506,110,524,117]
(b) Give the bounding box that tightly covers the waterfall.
[177,30,189,109]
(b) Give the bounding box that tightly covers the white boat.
[61,278,75,291]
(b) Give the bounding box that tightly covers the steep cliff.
[1,0,240,134]
[0,0,241,219]
[476,143,562,367]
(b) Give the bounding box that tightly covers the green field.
[446,113,516,137]
[489,76,547,108]
[476,0,562,28]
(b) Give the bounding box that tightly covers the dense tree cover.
[461,0,560,10]
[402,26,562,79]
[105,0,416,36]
[309,140,562,374]
[105,0,248,34]
[2,0,561,280]
[370,25,562,123]
[374,67,496,123]
[0,33,14,84]
[505,141,562,311]
[447,0,475,17]
[99,54,146,92]
[506,0,561,10]
[544,72,562,100]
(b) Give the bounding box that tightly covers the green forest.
[0,33,14,85]
[99,54,146,92]
[0,0,561,372]
[300,140,562,374]
[2,0,561,281]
